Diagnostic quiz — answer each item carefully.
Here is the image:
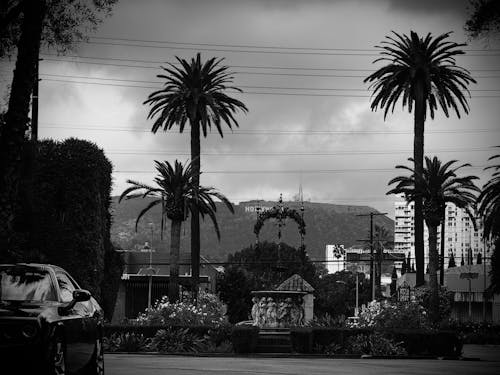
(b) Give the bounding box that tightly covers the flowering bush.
[151,327,207,353]
[137,291,227,327]
[357,300,430,330]
[103,332,152,352]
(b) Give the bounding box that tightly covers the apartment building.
[394,195,490,270]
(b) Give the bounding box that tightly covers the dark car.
[0,263,105,375]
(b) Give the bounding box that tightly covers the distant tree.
[120,160,234,302]
[314,270,371,318]
[461,253,466,266]
[401,258,407,275]
[216,266,254,323]
[227,241,318,290]
[465,0,500,39]
[448,252,456,268]
[365,31,476,287]
[477,252,483,265]
[144,53,248,299]
[388,156,479,322]
[390,266,398,298]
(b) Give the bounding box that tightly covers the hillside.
[111,198,394,263]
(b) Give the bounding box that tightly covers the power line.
[41,54,500,73]
[41,78,500,98]
[105,147,493,157]
[113,166,486,174]
[85,38,500,57]
[38,72,500,92]
[39,123,500,135]
[90,36,500,53]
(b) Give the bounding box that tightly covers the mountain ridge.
[111,197,394,263]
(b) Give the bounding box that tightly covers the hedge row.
[290,328,462,357]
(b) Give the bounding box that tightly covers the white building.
[394,195,490,270]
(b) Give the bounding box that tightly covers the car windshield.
[0,265,57,302]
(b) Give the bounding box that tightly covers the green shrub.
[368,332,407,356]
[151,327,208,353]
[103,332,151,352]
[306,313,346,328]
[231,326,259,353]
[357,300,430,330]
[290,327,313,353]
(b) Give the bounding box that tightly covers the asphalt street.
[105,345,500,375]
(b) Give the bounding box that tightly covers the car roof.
[0,263,67,273]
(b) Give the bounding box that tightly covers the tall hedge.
[27,138,122,317]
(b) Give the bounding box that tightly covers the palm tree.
[387,156,479,322]
[364,31,476,287]
[478,146,500,293]
[119,159,234,302]
[143,53,247,299]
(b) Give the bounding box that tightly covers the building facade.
[394,195,490,271]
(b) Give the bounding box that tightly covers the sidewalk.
[462,345,500,361]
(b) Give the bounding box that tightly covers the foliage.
[364,31,475,121]
[478,148,500,239]
[314,271,371,318]
[465,0,500,39]
[151,327,208,353]
[357,300,431,330]
[416,287,454,326]
[103,332,152,353]
[0,138,115,305]
[0,0,118,57]
[216,266,254,323]
[387,156,479,322]
[101,243,124,321]
[119,159,234,302]
[226,241,319,291]
[305,313,346,328]
[119,160,234,237]
[231,326,259,353]
[137,291,227,327]
[342,332,407,356]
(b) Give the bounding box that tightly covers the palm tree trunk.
[413,86,425,287]
[190,120,201,301]
[168,220,182,302]
[427,223,440,323]
[0,0,46,256]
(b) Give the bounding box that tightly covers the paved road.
[105,350,500,375]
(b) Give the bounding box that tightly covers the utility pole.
[357,212,387,301]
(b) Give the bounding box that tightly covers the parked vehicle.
[0,263,104,374]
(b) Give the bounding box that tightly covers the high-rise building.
[394,195,490,270]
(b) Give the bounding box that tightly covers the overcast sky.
[2,0,500,220]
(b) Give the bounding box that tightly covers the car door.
[55,271,95,372]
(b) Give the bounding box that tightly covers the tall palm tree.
[478,146,500,293]
[144,53,247,299]
[388,156,479,322]
[119,159,234,303]
[364,31,476,287]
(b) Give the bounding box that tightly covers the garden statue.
[251,296,260,326]
[266,297,277,328]
[258,297,267,326]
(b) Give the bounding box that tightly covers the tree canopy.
[0,0,117,58]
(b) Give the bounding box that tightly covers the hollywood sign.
[244,205,273,213]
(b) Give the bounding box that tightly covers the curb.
[105,351,477,360]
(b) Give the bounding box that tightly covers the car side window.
[56,272,77,303]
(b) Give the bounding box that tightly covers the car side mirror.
[73,289,91,302]
[59,289,91,315]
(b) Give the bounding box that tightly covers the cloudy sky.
[2,0,500,219]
